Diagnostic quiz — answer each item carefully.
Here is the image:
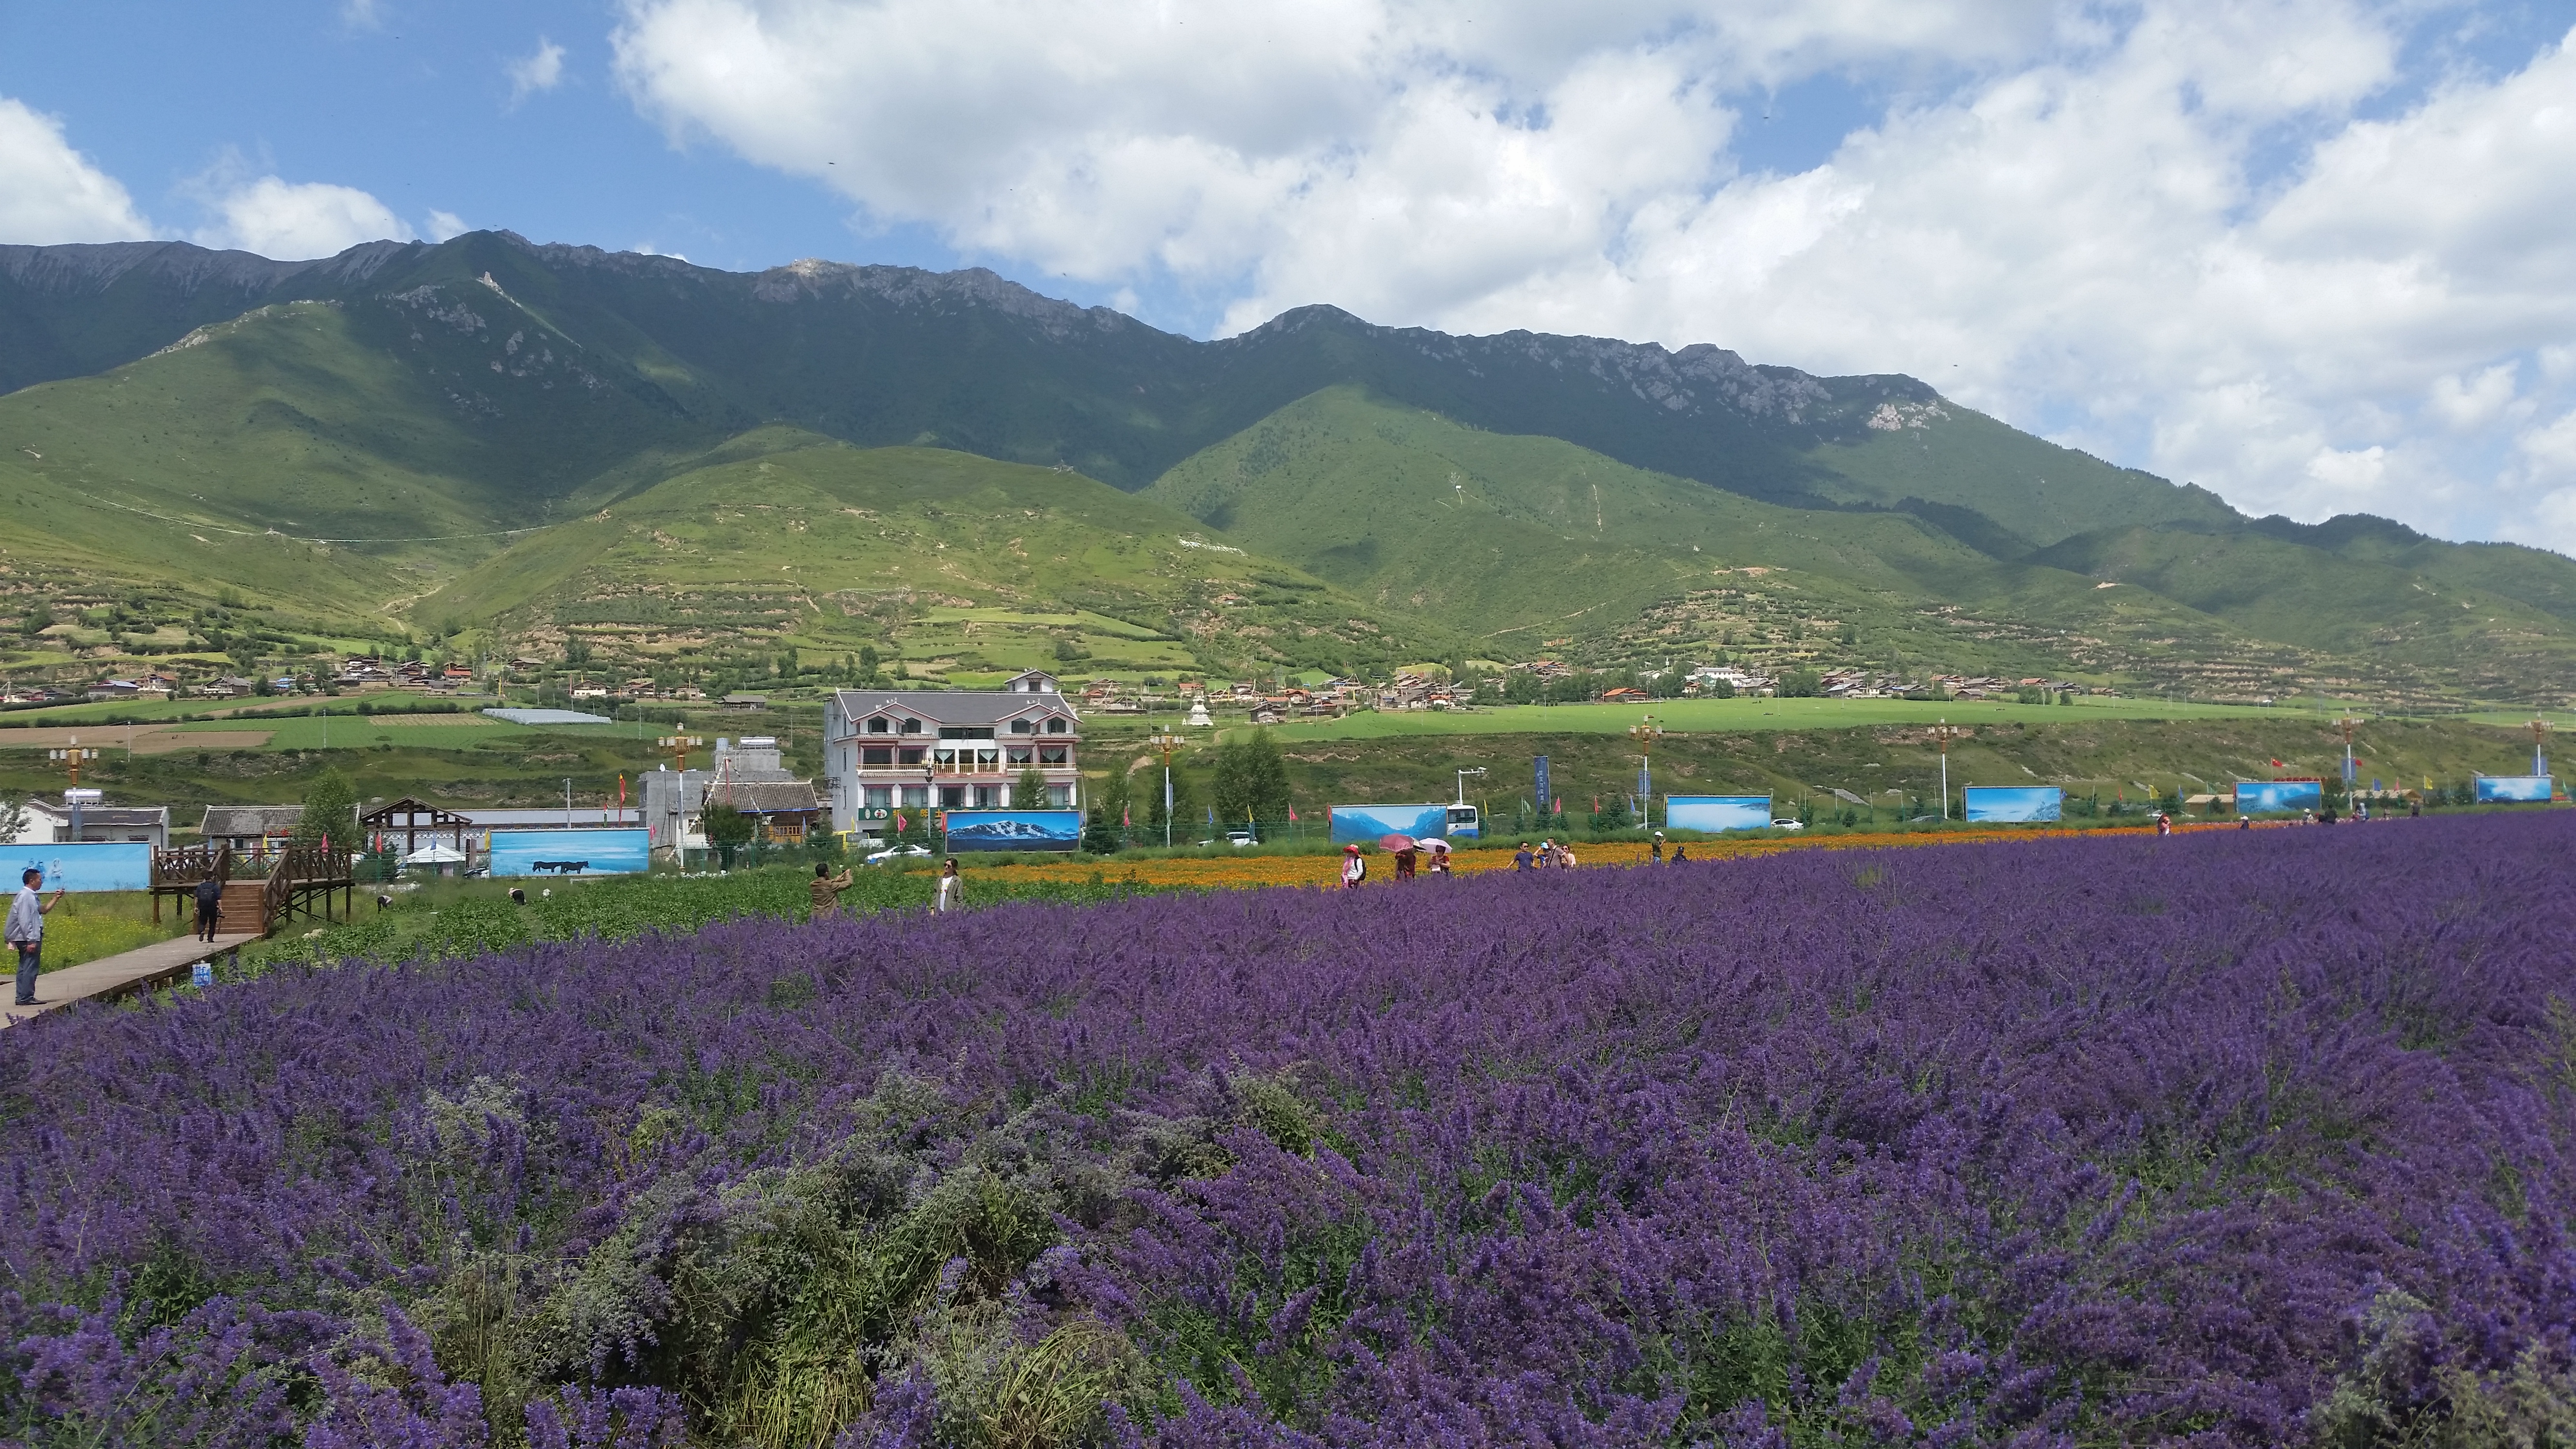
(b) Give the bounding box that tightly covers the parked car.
[1770,819,1805,831]
[1224,830,1258,848]
[865,844,932,865]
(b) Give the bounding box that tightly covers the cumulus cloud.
[611,0,2576,553]
[191,173,416,259]
[0,96,153,244]
[426,209,470,241]
[508,37,568,107]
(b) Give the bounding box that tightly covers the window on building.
[864,786,892,808]
[940,785,966,809]
[1047,785,1073,808]
[1010,718,1034,733]
[899,748,924,766]
[867,716,890,734]
[862,747,894,766]
[1046,718,1068,734]
[972,785,1001,808]
[1039,746,1068,765]
[1007,748,1032,765]
[900,786,928,808]
[938,725,995,740]
[900,718,922,735]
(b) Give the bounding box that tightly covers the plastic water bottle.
[191,963,213,989]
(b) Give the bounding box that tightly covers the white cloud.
[191,174,415,259]
[0,96,153,244]
[508,37,568,107]
[426,209,469,241]
[608,4,2576,553]
[342,0,386,29]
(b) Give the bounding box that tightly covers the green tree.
[1081,806,1122,855]
[1211,730,1290,826]
[1776,668,1824,698]
[294,770,361,854]
[1014,766,1051,809]
[702,801,756,849]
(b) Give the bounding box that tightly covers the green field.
[1238,693,2285,743]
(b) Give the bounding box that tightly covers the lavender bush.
[3,815,2573,1446]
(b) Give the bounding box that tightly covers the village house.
[822,670,1080,840]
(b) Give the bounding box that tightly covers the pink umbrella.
[1379,834,1417,851]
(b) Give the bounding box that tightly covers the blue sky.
[5,0,2576,553]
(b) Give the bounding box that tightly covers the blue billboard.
[488,829,651,877]
[1963,786,2063,823]
[2236,780,2324,815]
[942,810,1083,852]
[1664,796,1773,833]
[0,843,152,892]
[1330,804,1450,846]
[2475,775,2554,803]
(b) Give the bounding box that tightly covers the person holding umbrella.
[1340,843,1367,889]
[1424,838,1453,877]
[1383,833,1418,883]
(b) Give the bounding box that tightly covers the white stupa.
[1188,697,1213,728]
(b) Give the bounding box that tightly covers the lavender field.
[3,816,2573,1447]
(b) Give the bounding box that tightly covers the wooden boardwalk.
[2,932,259,1028]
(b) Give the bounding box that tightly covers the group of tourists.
[1340,837,1454,887]
[809,856,964,919]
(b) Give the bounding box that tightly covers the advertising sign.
[1663,796,1773,833]
[1963,786,2064,823]
[1329,804,1451,845]
[941,810,1083,852]
[487,829,651,877]
[0,843,152,892]
[2475,775,2554,803]
[2235,780,2325,815]
[1533,757,1551,817]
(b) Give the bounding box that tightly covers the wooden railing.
[150,844,230,890]
[263,844,354,931]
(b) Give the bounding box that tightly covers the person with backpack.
[1340,844,1367,889]
[192,871,224,942]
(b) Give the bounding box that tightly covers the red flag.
[1122,804,1131,827]
[1288,805,1298,821]
[2268,758,2284,769]
[617,774,626,806]
[894,812,906,833]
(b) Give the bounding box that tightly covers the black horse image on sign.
[531,860,589,874]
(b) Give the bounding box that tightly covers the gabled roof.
[202,805,303,837]
[830,689,1082,729]
[724,780,822,815]
[359,796,477,828]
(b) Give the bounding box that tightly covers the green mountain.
[1,230,2572,702]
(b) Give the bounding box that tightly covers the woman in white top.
[935,858,961,912]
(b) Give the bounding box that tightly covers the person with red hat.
[1340,843,1366,889]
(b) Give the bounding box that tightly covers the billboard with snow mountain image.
[942,810,1083,851]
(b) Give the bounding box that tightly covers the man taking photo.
[8,866,67,1007]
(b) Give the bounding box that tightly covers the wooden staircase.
[151,844,356,937]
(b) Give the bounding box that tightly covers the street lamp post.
[1929,719,1964,821]
[656,732,701,868]
[1147,726,1189,848]
[1454,766,1485,807]
[48,740,98,841]
[1628,714,1664,825]
[2530,717,2552,779]
[2336,714,2365,798]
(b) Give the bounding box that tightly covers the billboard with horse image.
[488,829,651,877]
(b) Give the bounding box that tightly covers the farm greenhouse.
[3,816,2573,1447]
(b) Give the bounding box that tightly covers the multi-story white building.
[823,671,1080,839]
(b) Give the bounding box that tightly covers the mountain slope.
[4,232,2576,700]
[1143,386,2278,677]
[415,426,1457,679]
[0,233,2238,546]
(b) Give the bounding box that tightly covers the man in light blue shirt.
[7,867,66,1006]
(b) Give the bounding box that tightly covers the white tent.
[402,843,469,866]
